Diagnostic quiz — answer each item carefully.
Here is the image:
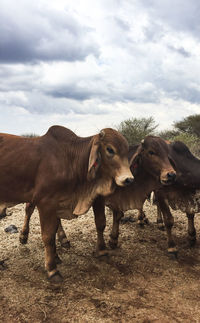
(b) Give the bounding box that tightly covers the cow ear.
[87,135,101,180]
[129,144,143,167]
[168,155,177,171]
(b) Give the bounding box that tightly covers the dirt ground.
[1,202,200,323]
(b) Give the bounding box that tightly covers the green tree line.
[116,114,200,156]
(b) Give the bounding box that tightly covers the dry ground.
[1,202,200,323]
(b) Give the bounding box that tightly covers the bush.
[21,133,38,138]
[168,132,200,157]
[117,117,158,145]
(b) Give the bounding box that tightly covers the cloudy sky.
[0,0,200,136]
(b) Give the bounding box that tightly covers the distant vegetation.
[117,114,200,157]
[116,117,158,145]
[22,114,200,156]
[21,133,38,138]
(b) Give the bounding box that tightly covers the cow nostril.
[124,177,134,185]
[167,172,176,180]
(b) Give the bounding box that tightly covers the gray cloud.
[168,45,191,57]
[141,0,200,39]
[0,2,99,63]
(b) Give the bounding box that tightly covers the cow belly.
[56,208,78,220]
[169,189,200,213]
[57,198,78,219]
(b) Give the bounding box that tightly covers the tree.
[158,114,200,157]
[158,129,180,141]
[117,117,158,145]
[174,114,200,137]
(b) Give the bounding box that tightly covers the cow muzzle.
[160,171,176,185]
[115,175,134,187]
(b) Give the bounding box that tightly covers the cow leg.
[19,203,35,244]
[186,213,196,247]
[0,207,7,219]
[156,205,165,230]
[109,209,124,249]
[38,203,62,282]
[93,196,107,256]
[137,209,149,226]
[158,198,177,255]
[57,220,70,249]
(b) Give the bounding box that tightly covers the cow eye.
[148,150,155,155]
[106,146,115,155]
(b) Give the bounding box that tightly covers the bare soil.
[1,202,200,323]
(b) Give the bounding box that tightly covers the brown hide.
[0,125,133,280]
[12,135,176,267]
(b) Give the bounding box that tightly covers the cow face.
[88,128,134,187]
[130,136,176,185]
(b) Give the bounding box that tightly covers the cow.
[0,125,134,281]
[19,136,177,255]
[151,140,200,255]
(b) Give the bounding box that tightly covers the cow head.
[88,128,134,186]
[130,136,176,185]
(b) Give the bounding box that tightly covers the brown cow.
[0,125,133,281]
[152,141,200,255]
[20,136,176,256]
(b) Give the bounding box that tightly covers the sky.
[0,0,200,137]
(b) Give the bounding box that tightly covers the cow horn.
[141,139,144,143]
[99,130,105,139]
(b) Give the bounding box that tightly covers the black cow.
[153,141,200,255]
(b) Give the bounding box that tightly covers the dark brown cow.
[0,125,134,281]
[21,136,176,254]
[152,141,200,255]
[97,135,176,252]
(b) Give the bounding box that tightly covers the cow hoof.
[188,238,196,248]
[144,218,150,225]
[60,239,71,249]
[19,234,28,244]
[109,239,118,249]
[48,270,63,283]
[55,255,62,264]
[93,249,110,258]
[168,247,178,260]
[137,220,145,227]
[157,223,165,231]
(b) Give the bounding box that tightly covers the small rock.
[4,224,18,233]
[0,259,8,270]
